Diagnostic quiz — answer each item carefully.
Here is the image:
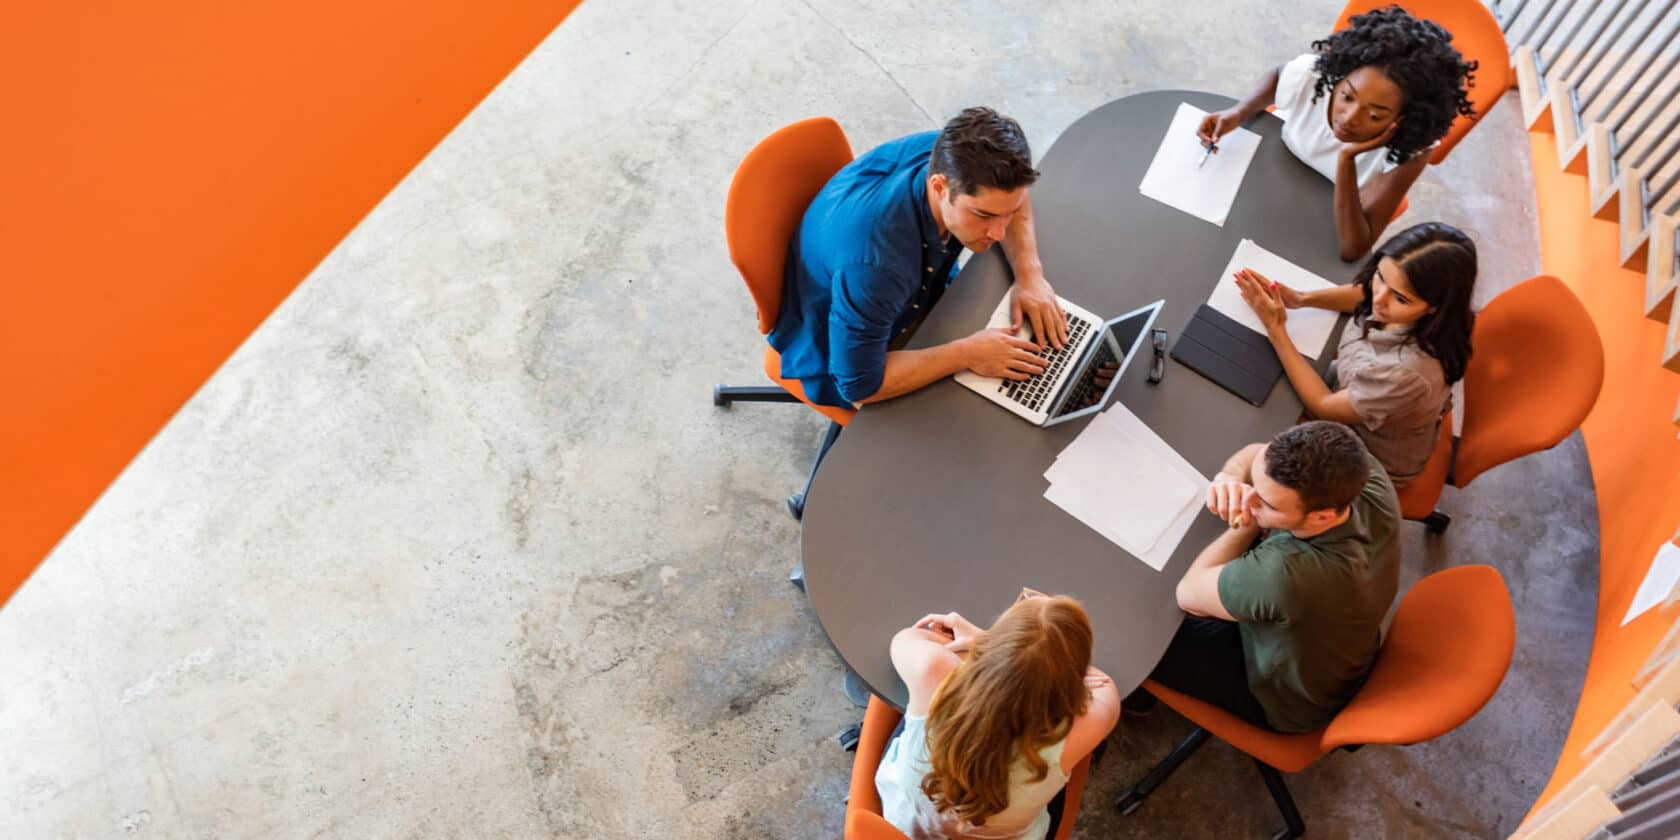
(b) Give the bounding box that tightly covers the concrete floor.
[0,1,1594,838]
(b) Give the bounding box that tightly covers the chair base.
[1254,760,1306,840]
[1422,510,1452,534]
[1117,725,1305,839]
[789,421,844,522]
[1115,726,1210,815]
[714,384,799,406]
[787,421,842,587]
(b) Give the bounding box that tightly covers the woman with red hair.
[875,593,1120,839]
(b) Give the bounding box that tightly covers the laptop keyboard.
[997,312,1092,412]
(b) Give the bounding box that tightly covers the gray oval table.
[802,89,1354,709]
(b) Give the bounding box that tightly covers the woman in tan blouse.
[1234,223,1476,487]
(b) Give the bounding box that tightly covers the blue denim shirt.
[768,131,962,407]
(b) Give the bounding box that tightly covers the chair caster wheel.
[1423,510,1451,533]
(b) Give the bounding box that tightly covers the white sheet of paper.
[1044,425,1197,553]
[1045,481,1202,572]
[1042,403,1210,570]
[1138,102,1262,227]
[1623,543,1680,626]
[1208,239,1343,360]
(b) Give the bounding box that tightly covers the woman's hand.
[1083,666,1112,691]
[1234,268,1288,332]
[1197,108,1244,147]
[916,612,984,653]
[1339,120,1399,160]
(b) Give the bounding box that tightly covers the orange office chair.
[1116,565,1515,839]
[1395,275,1605,533]
[713,117,857,530]
[1333,0,1511,166]
[846,696,1094,840]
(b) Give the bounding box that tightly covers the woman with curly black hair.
[1197,6,1477,260]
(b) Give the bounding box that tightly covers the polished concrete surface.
[0,1,1591,837]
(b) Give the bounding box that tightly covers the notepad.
[1208,239,1343,361]
[1138,103,1262,226]
[1043,402,1209,570]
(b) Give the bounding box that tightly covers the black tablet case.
[1170,304,1282,406]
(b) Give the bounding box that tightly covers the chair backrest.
[725,117,855,335]
[1454,275,1605,487]
[1333,0,1511,165]
[1323,565,1514,750]
[843,695,1092,840]
[846,697,908,839]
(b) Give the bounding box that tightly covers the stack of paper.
[1043,402,1210,571]
[1138,102,1263,227]
[1209,239,1343,361]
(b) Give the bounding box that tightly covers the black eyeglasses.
[1146,329,1169,385]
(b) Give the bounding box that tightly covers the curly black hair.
[1309,6,1478,164]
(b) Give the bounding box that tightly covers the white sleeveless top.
[874,715,1069,840]
[1273,53,1403,186]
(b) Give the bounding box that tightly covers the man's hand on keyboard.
[962,327,1047,380]
[1009,276,1068,351]
[1078,362,1121,408]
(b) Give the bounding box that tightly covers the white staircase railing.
[1499,0,1680,378]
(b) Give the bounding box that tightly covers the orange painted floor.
[1522,124,1680,816]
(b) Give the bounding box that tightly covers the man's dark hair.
[929,107,1038,197]
[1308,6,1478,164]
[1264,422,1371,513]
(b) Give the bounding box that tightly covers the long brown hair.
[920,596,1093,826]
[1353,222,1478,384]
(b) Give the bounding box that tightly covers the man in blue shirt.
[769,107,1068,408]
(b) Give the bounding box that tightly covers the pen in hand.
[1196,140,1217,169]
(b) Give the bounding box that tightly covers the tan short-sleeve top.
[1332,318,1451,486]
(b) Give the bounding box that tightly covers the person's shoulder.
[1218,538,1310,618]
[1274,53,1323,116]
[1281,52,1319,76]
[1395,336,1447,378]
[861,130,940,168]
[1357,456,1401,517]
[1230,536,1312,582]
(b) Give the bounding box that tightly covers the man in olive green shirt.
[1149,421,1401,733]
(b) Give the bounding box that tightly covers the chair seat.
[763,346,856,427]
[1396,408,1454,520]
[1142,680,1326,773]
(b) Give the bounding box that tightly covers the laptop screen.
[1047,302,1161,425]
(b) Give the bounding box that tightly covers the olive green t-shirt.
[1216,458,1402,733]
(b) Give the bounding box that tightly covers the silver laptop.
[956,294,1163,426]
